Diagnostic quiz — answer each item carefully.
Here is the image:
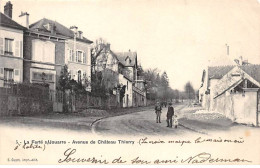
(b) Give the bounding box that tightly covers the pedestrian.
[155,102,162,123]
[166,102,174,127]
[173,115,178,129]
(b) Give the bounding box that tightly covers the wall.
[119,74,133,107]
[0,26,23,86]
[214,90,258,126]
[0,85,53,116]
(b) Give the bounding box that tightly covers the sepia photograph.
[0,0,260,165]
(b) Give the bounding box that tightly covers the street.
[92,103,237,136]
[92,104,194,136]
[0,103,258,137]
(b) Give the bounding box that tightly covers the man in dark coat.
[155,102,162,123]
[166,102,174,127]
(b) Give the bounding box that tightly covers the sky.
[1,0,260,91]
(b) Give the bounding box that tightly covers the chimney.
[78,31,83,39]
[239,56,243,65]
[18,12,29,29]
[4,1,13,18]
[51,23,56,35]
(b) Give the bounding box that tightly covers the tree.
[184,81,195,100]
[57,65,71,91]
[90,38,110,74]
[160,71,169,101]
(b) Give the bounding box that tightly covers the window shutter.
[20,41,23,58]
[83,52,86,63]
[0,38,3,55]
[15,41,20,57]
[14,69,20,82]
[0,67,4,78]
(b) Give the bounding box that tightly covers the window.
[4,68,14,87]
[69,49,74,62]
[32,40,55,63]
[5,38,14,55]
[32,72,53,82]
[77,51,82,63]
[83,52,86,64]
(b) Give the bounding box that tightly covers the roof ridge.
[209,65,235,68]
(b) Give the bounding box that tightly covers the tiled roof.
[208,65,235,79]
[240,64,260,83]
[29,18,92,43]
[0,12,26,30]
[115,51,137,67]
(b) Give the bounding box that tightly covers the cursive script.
[181,152,252,164]
[58,148,109,164]
[58,148,252,164]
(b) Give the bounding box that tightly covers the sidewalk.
[0,106,153,131]
[178,106,235,134]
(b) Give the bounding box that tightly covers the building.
[199,64,260,126]
[22,18,92,91]
[22,18,67,90]
[0,2,26,87]
[116,50,147,107]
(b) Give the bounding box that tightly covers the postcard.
[0,0,260,165]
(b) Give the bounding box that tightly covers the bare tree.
[90,38,110,74]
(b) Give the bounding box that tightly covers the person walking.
[155,102,162,123]
[166,102,174,127]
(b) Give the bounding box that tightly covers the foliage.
[184,81,195,99]
[57,65,88,94]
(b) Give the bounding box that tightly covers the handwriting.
[58,149,252,164]
[14,140,46,151]
[58,148,109,164]
[181,152,251,164]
